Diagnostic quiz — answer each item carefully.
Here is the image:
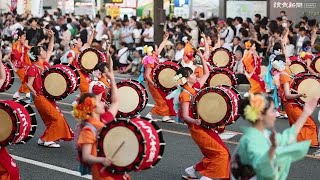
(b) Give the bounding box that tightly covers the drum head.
[81,51,99,70]
[297,78,320,103]
[315,59,320,73]
[197,92,227,123]
[102,126,139,167]
[158,68,176,89]
[0,109,12,142]
[209,74,232,87]
[212,50,230,67]
[44,73,67,96]
[290,63,305,75]
[118,86,140,113]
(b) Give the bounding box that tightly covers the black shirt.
[26,28,45,46]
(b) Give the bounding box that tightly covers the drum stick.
[100,141,125,173]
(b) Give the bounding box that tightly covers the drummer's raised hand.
[200,32,206,38]
[163,32,169,40]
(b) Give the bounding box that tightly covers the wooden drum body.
[97,117,165,174]
[206,68,237,87]
[289,55,308,75]
[209,47,235,69]
[0,63,14,92]
[78,48,106,73]
[311,56,320,74]
[108,80,148,118]
[153,61,180,92]
[193,86,240,129]
[42,64,80,100]
[0,100,37,147]
[291,73,320,105]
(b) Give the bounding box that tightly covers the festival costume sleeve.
[284,103,319,146]
[79,70,90,94]
[16,68,30,93]
[0,148,20,180]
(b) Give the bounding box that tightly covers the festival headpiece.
[271,59,286,72]
[245,41,252,50]
[73,96,97,120]
[143,45,153,55]
[244,93,266,123]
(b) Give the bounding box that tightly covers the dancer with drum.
[26,29,74,148]
[143,32,176,122]
[177,51,230,180]
[73,92,130,179]
[272,56,319,147]
[11,29,32,99]
[232,93,318,180]
[243,40,266,94]
[300,41,318,75]
[0,50,21,180]
[66,27,96,94]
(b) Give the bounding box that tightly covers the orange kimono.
[68,48,91,94]
[11,41,32,94]
[143,55,175,116]
[179,83,230,179]
[26,62,74,142]
[243,51,265,93]
[279,71,318,146]
[77,117,131,180]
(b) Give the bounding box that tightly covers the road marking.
[11,155,92,179]
[162,129,238,140]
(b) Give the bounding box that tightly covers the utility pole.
[154,0,164,45]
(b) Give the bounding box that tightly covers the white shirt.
[143,26,154,42]
[221,26,234,44]
[235,24,242,37]
[10,23,24,32]
[118,47,129,64]
[133,28,142,43]
[285,44,295,57]
[175,49,185,61]
[222,43,232,52]
[95,20,105,41]
[121,26,134,44]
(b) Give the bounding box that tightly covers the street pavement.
[1,73,320,180]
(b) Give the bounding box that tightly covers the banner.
[74,0,95,18]
[31,0,43,17]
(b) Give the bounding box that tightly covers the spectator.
[232,36,243,53]
[296,27,310,53]
[26,18,45,46]
[175,41,185,62]
[121,19,134,49]
[94,14,104,43]
[79,21,88,44]
[220,18,234,44]
[234,17,243,37]
[142,20,154,46]
[133,21,143,47]
[112,23,121,50]
[117,42,130,73]
[60,24,71,48]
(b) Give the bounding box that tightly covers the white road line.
[162,129,238,140]
[11,155,92,179]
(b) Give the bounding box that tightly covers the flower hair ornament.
[28,51,36,60]
[271,60,286,72]
[244,94,266,123]
[245,41,252,50]
[273,49,282,55]
[174,73,187,85]
[73,97,97,120]
[143,45,153,55]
